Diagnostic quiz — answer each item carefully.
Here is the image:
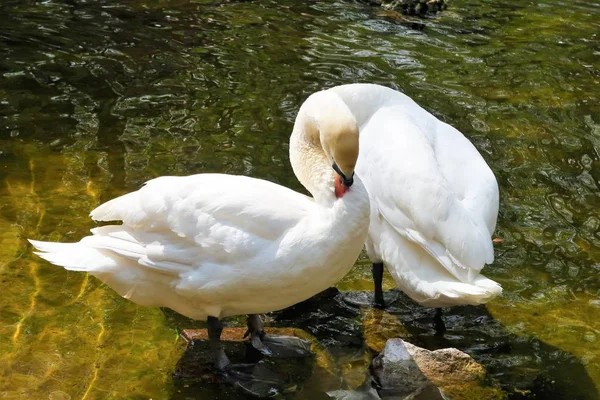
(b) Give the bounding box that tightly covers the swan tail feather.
[414,276,502,307]
[28,239,117,271]
[376,229,502,307]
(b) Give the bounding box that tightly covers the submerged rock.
[274,287,364,349]
[371,339,445,399]
[362,0,448,16]
[371,339,505,399]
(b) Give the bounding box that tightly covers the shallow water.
[0,0,599,398]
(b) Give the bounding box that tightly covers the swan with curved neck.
[29,90,370,374]
[290,89,360,203]
[320,83,502,311]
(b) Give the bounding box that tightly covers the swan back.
[327,84,501,304]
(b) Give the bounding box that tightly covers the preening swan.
[29,89,370,373]
[325,83,502,308]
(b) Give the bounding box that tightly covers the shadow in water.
[167,288,598,398]
[273,288,597,400]
[365,290,598,400]
[172,339,323,399]
[170,327,335,400]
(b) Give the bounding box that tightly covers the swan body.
[29,90,370,362]
[327,83,502,307]
[31,173,368,320]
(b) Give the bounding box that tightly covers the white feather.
[330,83,502,307]
[30,93,371,321]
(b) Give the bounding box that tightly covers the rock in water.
[371,339,444,399]
[174,327,317,398]
[371,339,504,399]
[363,0,448,16]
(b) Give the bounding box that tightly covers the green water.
[1,0,599,398]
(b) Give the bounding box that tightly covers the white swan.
[325,83,502,308]
[29,89,370,372]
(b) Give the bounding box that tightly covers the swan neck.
[289,91,356,204]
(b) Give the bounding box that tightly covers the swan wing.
[32,174,314,307]
[357,106,498,283]
[431,120,499,238]
[91,173,311,241]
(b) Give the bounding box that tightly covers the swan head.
[320,118,359,189]
[318,117,359,199]
[289,89,361,202]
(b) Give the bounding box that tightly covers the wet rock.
[346,289,444,337]
[274,287,364,348]
[274,288,375,390]
[371,339,504,400]
[362,0,448,17]
[181,327,313,359]
[171,288,593,399]
[374,11,426,30]
[371,339,445,399]
[401,342,485,384]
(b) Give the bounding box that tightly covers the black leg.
[207,316,231,370]
[372,262,385,308]
[207,317,282,397]
[433,308,446,335]
[245,314,272,356]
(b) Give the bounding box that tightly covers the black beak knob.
[342,173,354,187]
[333,162,354,187]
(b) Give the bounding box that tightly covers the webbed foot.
[245,314,272,356]
[245,315,312,359]
[260,335,312,358]
[340,263,400,309]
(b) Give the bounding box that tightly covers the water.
[0,0,599,398]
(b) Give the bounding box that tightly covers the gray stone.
[371,339,445,400]
[370,339,506,399]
